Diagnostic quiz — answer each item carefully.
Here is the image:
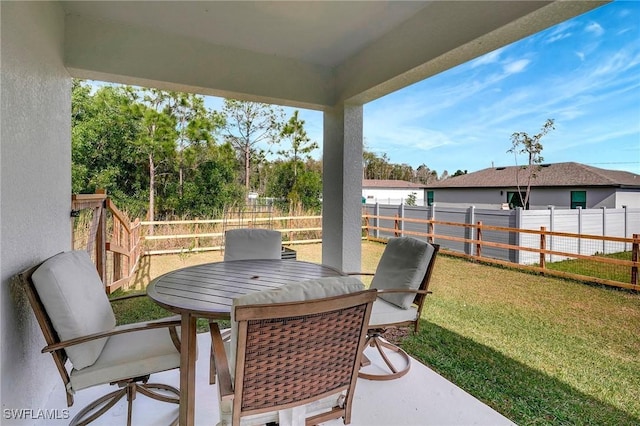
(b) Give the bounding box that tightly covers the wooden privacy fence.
[363,213,639,291]
[71,191,142,293]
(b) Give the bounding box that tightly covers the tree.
[452,169,467,177]
[266,160,322,213]
[71,81,148,215]
[169,92,223,199]
[507,118,555,209]
[405,192,417,206]
[127,87,178,222]
[222,99,284,192]
[278,110,318,177]
[415,164,438,184]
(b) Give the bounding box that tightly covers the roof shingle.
[426,162,639,188]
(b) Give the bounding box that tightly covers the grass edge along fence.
[363,213,639,291]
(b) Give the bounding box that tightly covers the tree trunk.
[245,146,250,190]
[148,152,155,236]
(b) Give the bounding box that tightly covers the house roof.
[427,162,640,189]
[363,179,427,189]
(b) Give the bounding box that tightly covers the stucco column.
[322,104,363,272]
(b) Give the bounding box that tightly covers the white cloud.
[575,51,585,61]
[471,48,503,68]
[543,21,576,44]
[585,21,605,36]
[503,59,530,75]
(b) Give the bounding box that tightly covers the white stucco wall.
[1,2,71,421]
[322,105,363,272]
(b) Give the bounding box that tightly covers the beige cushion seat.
[69,324,181,391]
[22,250,183,425]
[354,237,440,381]
[369,298,419,327]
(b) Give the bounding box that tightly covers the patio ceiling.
[61,1,606,110]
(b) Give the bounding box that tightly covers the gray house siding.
[431,187,632,209]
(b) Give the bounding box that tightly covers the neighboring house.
[362,179,428,205]
[425,162,640,209]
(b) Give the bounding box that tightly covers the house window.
[571,191,586,209]
[427,191,434,206]
[507,191,528,209]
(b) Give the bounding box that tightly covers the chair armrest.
[375,289,432,295]
[42,318,181,353]
[210,322,234,401]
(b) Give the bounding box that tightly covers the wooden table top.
[147,259,344,318]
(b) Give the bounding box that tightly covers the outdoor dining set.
[16,229,439,426]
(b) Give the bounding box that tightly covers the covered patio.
[45,333,514,425]
[1,1,606,423]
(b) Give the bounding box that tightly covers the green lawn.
[545,251,633,283]
[114,241,640,425]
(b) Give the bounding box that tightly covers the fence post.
[577,206,582,255]
[624,206,629,252]
[113,217,122,283]
[194,218,200,249]
[632,234,638,288]
[431,203,436,245]
[540,226,547,270]
[476,221,482,259]
[548,205,555,263]
[398,203,405,237]
[515,207,522,264]
[95,191,107,284]
[601,206,607,254]
[374,203,380,239]
[469,206,475,256]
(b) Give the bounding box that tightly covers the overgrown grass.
[115,241,640,425]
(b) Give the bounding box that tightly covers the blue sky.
[209,1,640,175]
[91,2,638,175]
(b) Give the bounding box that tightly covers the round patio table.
[147,259,345,426]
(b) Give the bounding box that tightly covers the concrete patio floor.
[44,333,515,425]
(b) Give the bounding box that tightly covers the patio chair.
[223,228,282,261]
[349,237,439,381]
[210,276,376,426]
[16,250,182,426]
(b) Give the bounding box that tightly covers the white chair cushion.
[369,298,419,327]
[229,276,364,377]
[371,237,435,309]
[69,324,181,391]
[32,251,116,370]
[224,228,282,261]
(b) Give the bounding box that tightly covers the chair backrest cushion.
[224,228,282,261]
[371,237,435,309]
[32,251,116,370]
[229,276,365,376]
